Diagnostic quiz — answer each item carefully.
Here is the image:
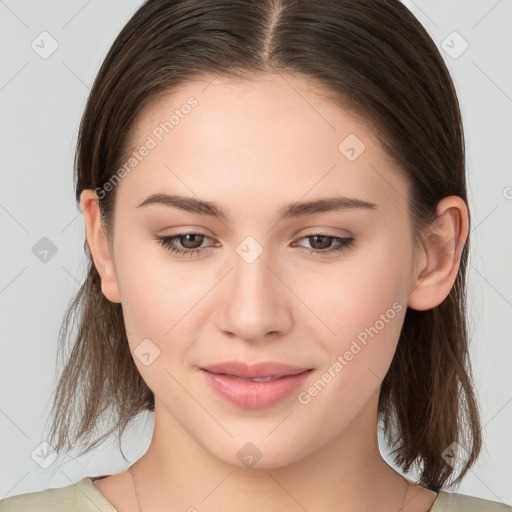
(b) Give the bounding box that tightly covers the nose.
[214,240,293,343]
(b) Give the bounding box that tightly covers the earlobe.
[407,196,468,311]
[79,189,122,303]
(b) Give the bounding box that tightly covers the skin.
[80,72,468,512]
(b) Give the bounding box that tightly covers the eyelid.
[157,227,351,244]
[295,225,353,238]
[155,229,355,257]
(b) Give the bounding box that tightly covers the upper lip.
[201,361,312,378]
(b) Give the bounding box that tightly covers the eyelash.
[155,232,354,257]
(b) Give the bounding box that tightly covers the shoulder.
[433,490,512,511]
[0,477,117,512]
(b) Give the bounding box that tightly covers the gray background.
[1,0,511,504]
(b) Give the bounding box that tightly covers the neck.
[128,391,424,512]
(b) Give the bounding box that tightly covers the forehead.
[115,73,409,217]
[130,72,377,150]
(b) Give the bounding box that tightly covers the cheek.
[112,232,205,351]
[293,251,409,435]
[291,237,411,340]
[288,232,412,409]
[113,242,209,399]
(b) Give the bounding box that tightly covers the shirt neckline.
[78,477,119,512]
[81,476,445,511]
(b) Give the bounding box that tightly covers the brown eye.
[155,232,214,257]
[293,233,354,255]
[176,233,205,249]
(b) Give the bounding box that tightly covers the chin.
[210,437,310,471]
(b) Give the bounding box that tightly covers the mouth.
[200,360,313,379]
[199,361,314,409]
[223,375,289,382]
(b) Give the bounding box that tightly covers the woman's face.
[100,73,419,467]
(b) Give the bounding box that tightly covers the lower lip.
[201,369,313,409]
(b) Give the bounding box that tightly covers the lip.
[200,361,314,409]
[201,360,311,379]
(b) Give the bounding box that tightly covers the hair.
[45,0,482,491]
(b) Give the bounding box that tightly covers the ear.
[407,196,469,311]
[79,189,122,303]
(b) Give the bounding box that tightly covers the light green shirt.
[0,477,511,511]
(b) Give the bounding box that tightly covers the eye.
[292,233,354,255]
[155,232,354,257]
[155,232,216,257]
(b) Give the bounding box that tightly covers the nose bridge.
[231,234,276,309]
[218,234,289,339]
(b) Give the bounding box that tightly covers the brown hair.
[46,0,482,491]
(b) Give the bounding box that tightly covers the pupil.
[182,234,203,249]
[311,235,330,249]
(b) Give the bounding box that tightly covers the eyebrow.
[136,193,377,219]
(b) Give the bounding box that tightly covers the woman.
[1,0,510,510]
